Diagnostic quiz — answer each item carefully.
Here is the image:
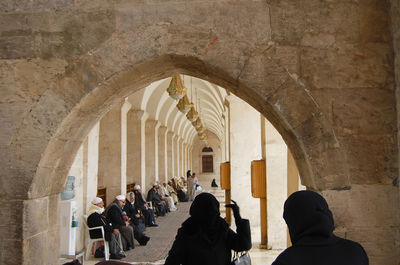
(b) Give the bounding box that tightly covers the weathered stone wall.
[0,0,398,264]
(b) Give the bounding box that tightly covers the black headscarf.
[283,190,334,245]
[183,192,225,244]
[186,170,191,178]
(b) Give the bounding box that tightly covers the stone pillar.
[229,95,261,240]
[287,149,300,247]
[145,119,159,190]
[173,135,179,177]
[167,131,174,178]
[98,102,124,204]
[176,137,181,177]
[179,138,184,177]
[266,119,287,249]
[186,144,190,172]
[68,145,85,251]
[83,122,100,212]
[287,150,300,198]
[120,101,131,197]
[259,116,268,247]
[221,114,226,161]
[183,143,188,175]
[127,110,147,188]
[190,146,193,170]
[158,126,168,183]
[224,103,231,161]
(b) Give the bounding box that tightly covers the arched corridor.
[62,76,304,264]
[0,1,399,265]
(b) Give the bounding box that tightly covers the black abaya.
[272,190,369,265]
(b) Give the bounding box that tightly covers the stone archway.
[23,45,345,265]
[33,53,347,199]
[0,1,397,264]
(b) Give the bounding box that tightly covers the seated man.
[133,185,158,227]
[86,197,124,260]
[147,183,168,216]
[272,190,369,265]
[105,195,135,251]
[124,192,150,245]
[167,180,179,205]
[159,182,177,211]
[172,178,187,202]
[178,176,187,193]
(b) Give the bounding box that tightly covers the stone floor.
[59,193,281,265]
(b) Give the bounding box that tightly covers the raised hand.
[225,199,241,220]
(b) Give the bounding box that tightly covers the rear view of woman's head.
[189,192,220,227]
[284,190,334,244]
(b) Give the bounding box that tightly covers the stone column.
[287,149,300,247]
[259,116,268,247]
[190,146,193,170]
[127,109,147,188]
[120,101,131,197]
[145,119,159,190]
[224,102,231,161]
[173,135,179,177]
[167,131,174,178]
[158,126,168,183]
[221,114,226,161]
[228,95,261,239]
[178,138,184,176]
[183,143,188,175]
[176,137,180,177]
[83,122,100,212]
[186,144,190,172]
[98,102,124,204]
[265,119,287,249]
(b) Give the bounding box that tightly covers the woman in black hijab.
[164,193,251,265]
[272,190,369,265]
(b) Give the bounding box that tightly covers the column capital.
[145,119,159,129]
[167,131,174,137]
[122,100,132,112]
[158,125,168,135]
[128,109,148,121]
[224,97,231,107]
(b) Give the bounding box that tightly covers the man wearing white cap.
[87,197,125,260]
[160,182,177,211]
[124,192,150,245]
[147,182,167,216]
[105,195,135,251]
[133,185,158,227]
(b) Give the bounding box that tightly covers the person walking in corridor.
[187,172,197,201]
[272,190,369,265]
[164,193,251,265]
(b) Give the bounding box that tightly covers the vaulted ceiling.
[127,76,228,145]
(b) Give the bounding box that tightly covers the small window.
[127,183,136,193]
[202,147,213,152]
[97,187,107,206]
[202,155,213,173]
